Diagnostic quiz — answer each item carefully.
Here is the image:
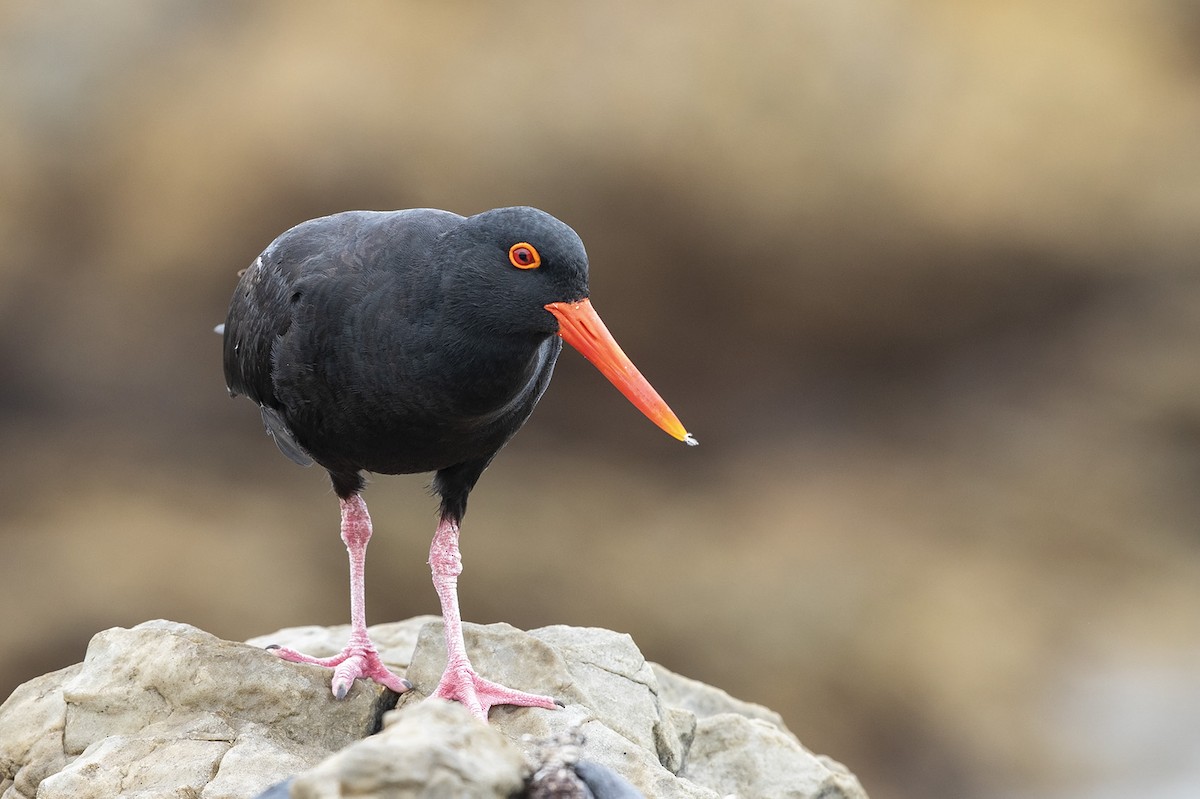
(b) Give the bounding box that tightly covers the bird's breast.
[439,333,559,421]
[290,331,561,477]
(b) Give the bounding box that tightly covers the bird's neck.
[440,323,557,396]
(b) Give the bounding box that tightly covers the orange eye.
[508,242,541,269]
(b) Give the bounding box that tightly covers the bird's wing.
[223,245,316,467]
[259,405,313,467]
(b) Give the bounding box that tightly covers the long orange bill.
[545,298,697,446]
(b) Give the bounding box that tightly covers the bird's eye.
[508,242,541,270]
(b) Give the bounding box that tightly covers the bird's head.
[443,206,696,446]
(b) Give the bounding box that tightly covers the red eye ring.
[508,242,541,269]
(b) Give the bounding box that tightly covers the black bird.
[221,206,695,719]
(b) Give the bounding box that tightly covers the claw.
[272,643,409,698]
[431,663,559,721]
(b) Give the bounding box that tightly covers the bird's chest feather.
[274,309,561,474]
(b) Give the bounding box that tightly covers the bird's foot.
[267,641,411,699]
[430,661,561,721]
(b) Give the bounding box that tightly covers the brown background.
[2,2,1199,798]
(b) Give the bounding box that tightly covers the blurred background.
[2,2,1198,797]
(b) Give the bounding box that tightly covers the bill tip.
[683,433,699,447]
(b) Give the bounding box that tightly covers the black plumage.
[225,207,587,504]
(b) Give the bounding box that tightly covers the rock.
[61,620,393,755]
[0,665,81,799]
[290,700,525,799]
[1,620,396,799]
[0,618,869,799]
[683,714,865,799]
[650,665,867,799]
[405,623,713,798]
[650,663,791,732]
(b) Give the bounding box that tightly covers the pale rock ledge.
[0,619,868,799]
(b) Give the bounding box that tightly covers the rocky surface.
[0,619,867,799]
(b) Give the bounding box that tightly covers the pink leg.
[428,513,559,720]
[270,494,411,699]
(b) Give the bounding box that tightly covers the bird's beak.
[545,298,697,446]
